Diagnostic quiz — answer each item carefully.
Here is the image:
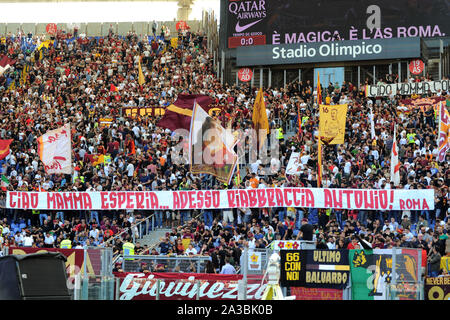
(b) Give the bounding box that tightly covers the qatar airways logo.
[229,0,267,33]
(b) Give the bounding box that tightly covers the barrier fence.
[122,255,211,273]
[2,244,429,300]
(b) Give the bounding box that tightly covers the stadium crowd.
[0,25,449,276]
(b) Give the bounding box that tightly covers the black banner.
[225,0,450,48]
[424,276,450,300]
[280,250,350,289]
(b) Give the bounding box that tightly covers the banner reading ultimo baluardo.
[6,188,434,211]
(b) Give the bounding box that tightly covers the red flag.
[0,139,12,160]
[317,72,322,105]
[0,55,16,77]
[317,139,322,188]
[297,103,302,138]
[157,94,214,131]
[110,84,118,92]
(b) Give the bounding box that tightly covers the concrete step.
[138,228,172,250]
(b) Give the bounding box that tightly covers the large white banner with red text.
[6,188,434,211]
[37,124,72,174]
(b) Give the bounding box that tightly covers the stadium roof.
[0,0,219,22]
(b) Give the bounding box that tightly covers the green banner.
[349,249,420,300]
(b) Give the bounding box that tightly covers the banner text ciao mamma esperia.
[6,188,434,211]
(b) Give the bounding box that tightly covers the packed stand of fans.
[0,26,449,276]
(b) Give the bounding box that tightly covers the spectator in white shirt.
[220,257,237,274]
[23,233,34,247]
[44,233,55,248]
[185,244,198,256]
[326,236,336,249]
[89,226,100,240]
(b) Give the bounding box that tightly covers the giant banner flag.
[437,101,450,162]
[319,104,348,145]
[37,124,72,174]
[189,102,238,184]
[286,152,301,176]
[6,188,434,211]
[157,94,214,131]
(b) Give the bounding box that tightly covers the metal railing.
[121,254,211,273]
[104,212,155,246]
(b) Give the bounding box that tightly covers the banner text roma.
[6,188,434,211]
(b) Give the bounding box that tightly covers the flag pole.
[436,101,441,162]
[317,71,323,188]
[317,138,322,188]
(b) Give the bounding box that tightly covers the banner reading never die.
[6,188,434,211]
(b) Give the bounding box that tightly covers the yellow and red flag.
[0,139,12,160]
[437,101,450,162]
[317,72,322,105]
[252,88,270,149]
[138,56,145,86]
[390,126,400,186]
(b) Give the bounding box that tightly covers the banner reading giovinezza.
[236,38,420,67]
[6,188,434,211]
[114,272,266,300]
[226,0,449,48]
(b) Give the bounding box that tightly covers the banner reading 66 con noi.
[6,188,434,211]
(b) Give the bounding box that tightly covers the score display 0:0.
[241,37,253,46]
[227,35,266,48]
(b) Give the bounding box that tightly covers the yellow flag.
[93,154,104,166]
[319,104,348,145]
[182,238,191,250]
[21,65,29,85]
[37,40,52,52]
[252,88,269,149]
[6,80,15,92]
[138,56,145,86]
[170,37,178,49]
